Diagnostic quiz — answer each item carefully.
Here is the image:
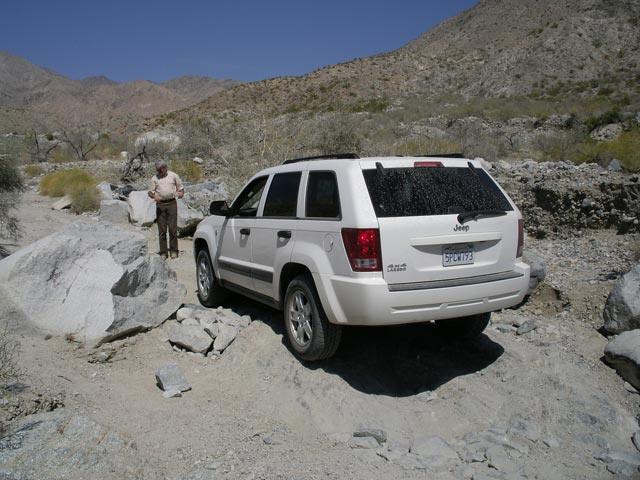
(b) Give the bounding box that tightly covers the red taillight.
[414,161,443,167]
[516,219,524,258]
[341,228,382,272]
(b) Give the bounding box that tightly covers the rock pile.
[494,161,640,238]
[165,304,252,357]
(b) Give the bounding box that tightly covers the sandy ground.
[2,189,640,479]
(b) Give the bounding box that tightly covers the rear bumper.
[314,263,530,325]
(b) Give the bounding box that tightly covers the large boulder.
[177,199,203,235]
[0,222,186,345]
[523,250,547,294]
[603,265,640,334]
[127,191,156,227]
[604,330,640,390]
[99,200,129,224]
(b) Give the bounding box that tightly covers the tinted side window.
[263,172,301,217]
[305,171,341,218]
[232,176,268,217]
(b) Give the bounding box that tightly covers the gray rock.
[155,362,191,392]
[202,321,219,339]
[486,445,518,474]
[603,265,640,333]
[596,449,640,467]
[633,431,640,452]
[542,437,560,449]
[0,413,160,479]
[0,222,185,345]
[127,191,156,227]
[96,181,114,200]
[176,307,194,321]
[51,195,72,210]
[508,417,540,442]
[162,389,182,398]
[516,319,537,336]
[590,123,623,142]
[523,250,546,293]
[181,318,200,326]
[213,324,238,352]
[177,198,204,235]
[169,325,213,354]
[606,460,637,478]
[410,435,459,460]
[608,159,623,172]
[604,330,640,390]
[262,434,283,446]
[348,436,379,449]
[99,200,129,224]
[353,428,387,444]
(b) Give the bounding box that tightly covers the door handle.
[277,230,292,239]
[240,228,251,236]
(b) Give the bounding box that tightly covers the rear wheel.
[196,248,227,307]
[284,274,342,361]
[434,312,491,339]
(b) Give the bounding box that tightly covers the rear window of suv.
[362,165,513,218]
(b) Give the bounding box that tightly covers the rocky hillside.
[0,51,240,127]
[185,0,640,116]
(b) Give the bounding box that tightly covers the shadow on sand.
[228,297,504,398]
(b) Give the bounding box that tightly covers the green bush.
[170,160,203,183]
[39,169,100,213]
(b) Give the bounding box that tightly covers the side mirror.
[209,200,230,216]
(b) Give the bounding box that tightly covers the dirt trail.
[2,189,640,479]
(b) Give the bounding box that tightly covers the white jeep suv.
[193,155,530,360]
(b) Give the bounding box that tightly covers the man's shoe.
[170,251,179,259]
[160,252,168,259]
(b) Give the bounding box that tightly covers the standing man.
[148,160,184,259]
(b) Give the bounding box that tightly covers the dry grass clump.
[23,164,44,177]
[570,128,640,171]
[170,159,203,183]
[39,169,101,213]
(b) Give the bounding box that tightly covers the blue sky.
[1,0,478,83]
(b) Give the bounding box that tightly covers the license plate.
[443,244,475,267]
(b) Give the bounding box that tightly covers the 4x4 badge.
[453,224,470,232]
[387,263,407,272]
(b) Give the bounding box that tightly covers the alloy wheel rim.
[198,257,210,298]
[288,290,312,347]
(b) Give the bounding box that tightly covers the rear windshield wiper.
[457,209,507,224]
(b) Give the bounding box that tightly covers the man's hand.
[178,190,184,199]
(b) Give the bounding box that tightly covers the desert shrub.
[49,149,75,164]
[0,157,24,246]
[170,160,203,183]
[0,324,22,386]
[39,169,100,212]
[585,108,622,132]
[23,164,44,177]
[315,115,362,155]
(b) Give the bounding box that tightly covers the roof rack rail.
[283,153,360,165]
[418,153,465,159]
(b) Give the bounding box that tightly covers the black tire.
[196,248,227,307]
[434,312,491,339]
[284,274,342,361]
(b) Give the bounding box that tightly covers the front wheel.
[434,312,491,339]
[196,248,227,307]
[284,274,342,361]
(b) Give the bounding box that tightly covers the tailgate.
[378,214,518,285]
[361,160,519,286]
